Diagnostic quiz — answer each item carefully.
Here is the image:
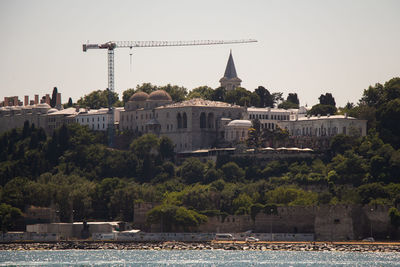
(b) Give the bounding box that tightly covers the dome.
[226,120,252,127]
[35,103,51,108]
[47,108,58,114]
[148,90,172,101]
[129,91,149,102]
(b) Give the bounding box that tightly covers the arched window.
[207,113,214,128]
[177,113,182,129]
[183,112,187,128]
[200,112,206,128]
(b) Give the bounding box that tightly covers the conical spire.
[223,50,238,79]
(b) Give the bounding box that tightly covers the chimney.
[24,95,29,106]
[13,96,18,106]
[344,113,348,118]
[317,114,321,118]
[45,94,50,105]
[3,97,7,107]
[56,93,62,109]
[75,105,80,112]
[327,113,330,117]
[34,95,39,105]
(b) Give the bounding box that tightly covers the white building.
[75,108,114,131]
[224,120,252,143]
[278,114,367,148]
[246,107,292,130]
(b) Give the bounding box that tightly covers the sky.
[0,0,399,107]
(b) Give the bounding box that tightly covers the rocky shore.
[1,241,400,252]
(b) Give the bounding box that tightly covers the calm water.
[1,250,399,266]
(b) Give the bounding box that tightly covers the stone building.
[219,50,241,91]
[120,90,244,151]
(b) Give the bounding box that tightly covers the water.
[1,250,399,266]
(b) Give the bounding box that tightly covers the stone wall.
[136,202,399,240]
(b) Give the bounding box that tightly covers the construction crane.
[83,39,257,92]
[82,39,257,146]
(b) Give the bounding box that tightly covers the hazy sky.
[1,0,399,107]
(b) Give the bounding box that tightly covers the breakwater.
[1,241,400,252]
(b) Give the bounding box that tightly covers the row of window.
[249,113,289,121]
[76,116,106,123]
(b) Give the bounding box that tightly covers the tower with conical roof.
[219,50,242,91]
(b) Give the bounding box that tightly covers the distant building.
[120,90,244,152]
[278,114,367,149]
[219,50,242,91]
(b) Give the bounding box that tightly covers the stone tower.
[219,50,242,91]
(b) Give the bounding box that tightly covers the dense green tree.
[0,203,22,232]
[180,158,205,184]
[67,97,73,107]
[210,87,226,102]
[319,93,336,106]
[147,204,207,232]
[187,86,214,100]
[221,162,245,182]
[50,87,58,108]
[254,86,274,107]
[159,84,188,102]
[159,136,175,161]
[309,104,337,116]
[77,89,121,109]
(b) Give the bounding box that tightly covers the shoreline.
[1,241,400,252]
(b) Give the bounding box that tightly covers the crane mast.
[82,39,257,147]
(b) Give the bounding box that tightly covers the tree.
[376,98,400,149]
[130,134,159,156]
[271,92,284,107]
[77,89,121,109]
[221,162,245,182]
[122,88,136,105]
[309,104,337,116]
[50,87,58,108]
[147,204,207,232]
[159,136,175,160]
[187,86,214,100]
[211,87,226,102]
[0,203,22,232]
[278,101,299,109]
[180,158,205,184]
[159,84,188,102]
[254,86,274,107]
[287,93,300,105]
[67,97,73,107]
[319,93,336,106]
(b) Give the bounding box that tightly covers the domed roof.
[35,103,51,108]
[226,120,252,127]
[47,108,58,114]
[129,91,149,102]
[148,90,172,101]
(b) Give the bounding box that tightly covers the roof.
[226,119,252,127]
[158,98,241,108]
[129,91,149,102]
[47,107,78,116]
[294,115,361,121]
[247,107,292,113]
[148,90,172,101]
[223,50,239,79]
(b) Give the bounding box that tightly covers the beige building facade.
[120,90,244,151]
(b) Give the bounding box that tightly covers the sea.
[1,250,400,266]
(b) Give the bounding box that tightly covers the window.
[177,113,182,129]
[183,113,187,128]
[207,113,214,128]
[200,112,206,128]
